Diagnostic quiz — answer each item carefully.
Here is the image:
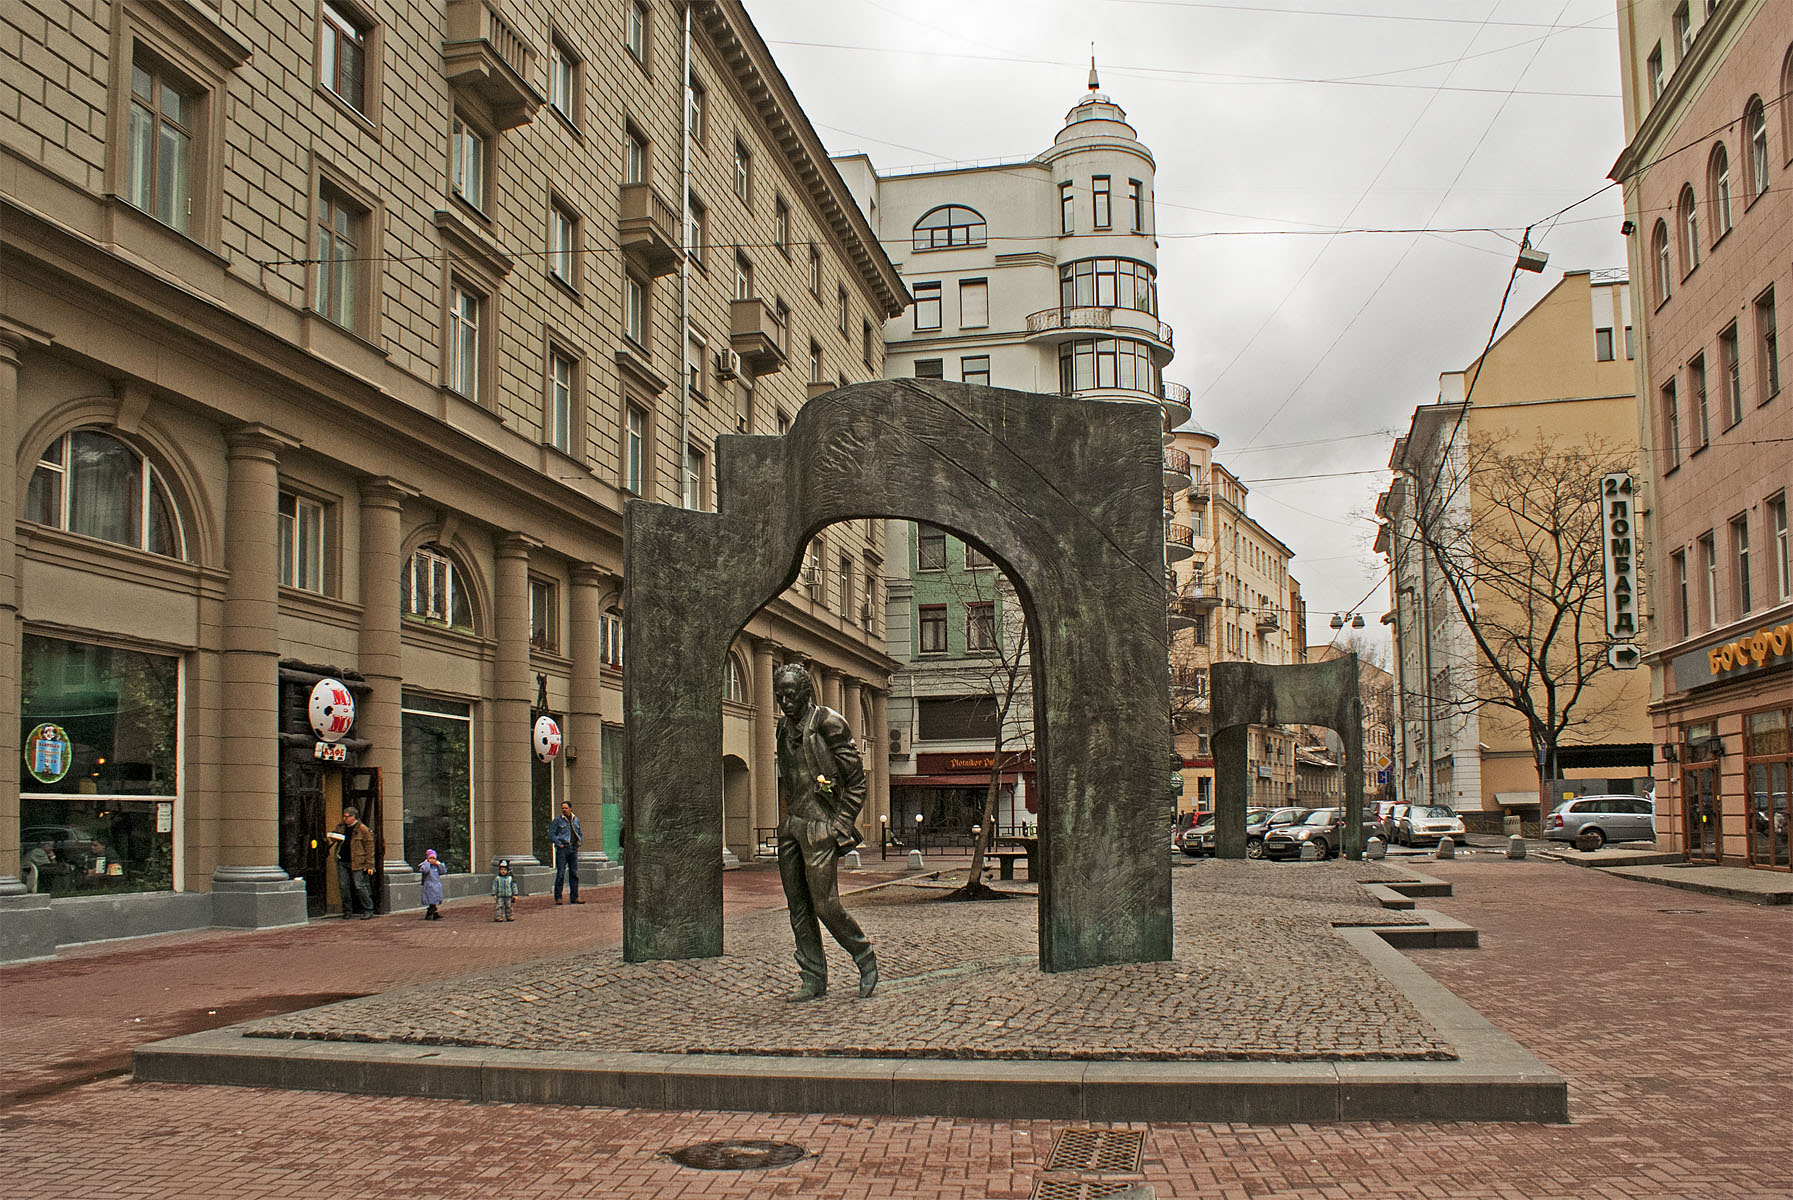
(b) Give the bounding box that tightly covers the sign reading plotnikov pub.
[914,751,1036,775]
[1671,620,1793,692]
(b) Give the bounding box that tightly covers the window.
[1770,493,1790,602]
[1059,181,1074,234]
[1060,259,1157,313]
[624,403,646,494]
[601,607,624,668]
[1673,3,1691,59]
[1701,532,1719,628]
[805,539,824,601]
[916,524,946,571]
[734,251,753,301]
[686,328,706,398]
[684,444,705,510]
[959,279,988,328]
[1733,513,1752,614]
[807,244,820,295]
[1744,97,1769,199]
[964,541,992,570]
[623,272,646,346]
[685,193,705,267]
[25,431,187,559]
[911,205,986,251]
[1757,287,1780,400]
[1651,221,1672,304]
[1647,44,1664,100]
[862,318,874,368]
[626,0,648,64]
[732,138,751,202]
[449,112,486,210]
[914,359,943,380]
[1678,186,1699,273]
[315,182,364,330]
[808,340,822,385]
[1673,549,1690,640]
[548,34,578,122]
[685,76,706,143]
[278,491,325,592]
[548,201,577,286]
[1709,143,1732,239]
[724,655,745,703]
[1595,327,1615,362]
[772,298,789,353]
[1128,179,1144,232]
[967,602,996,651]
[1690,354,1709,448]
[1662,379,1682,470]
[774,196,790,253]
[1720,323,1742,426]
[918,605,947,653]
[403,544,472,629]
[913,282,941,331]
[838,554,853,614]
[837,283,850,335]
[918,695,997,739]
[547,348,574,452]
[320,1,369,113]
[530,576,557,650]
[1092,175,1111,228]
[127,58,195,233]
[1057,337,1162,397]
[624,124,647,184]
[961,355,990,387]
[1625,325,1635,359]
[447,278,482,400]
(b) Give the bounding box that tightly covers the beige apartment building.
[1378,271,1655,830]
[1613,0,1791,870]
[1,0,907,957]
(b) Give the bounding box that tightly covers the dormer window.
[912,205,986,251]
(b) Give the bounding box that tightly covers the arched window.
[1744,96,1769,199]
[1677,185,1699,272]
[1782,46,1793,164]
[401,543,473,630]
[911,205,986,251]
[1708,143,1732,240]
[25,429,188,559]
[724,653,745,703]
[1651,221,1672,305]
[600,606,623,668]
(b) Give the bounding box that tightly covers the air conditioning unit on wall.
[888,727,907,757]
[715,348,741,380]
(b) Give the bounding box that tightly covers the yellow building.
[1378,271,1655,827]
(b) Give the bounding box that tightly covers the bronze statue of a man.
[773,663,878,1001]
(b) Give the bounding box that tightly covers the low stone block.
[1506,835,1527,859]
[1434,837,1456,859]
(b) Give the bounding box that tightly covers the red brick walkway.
[2,856,1788,1199]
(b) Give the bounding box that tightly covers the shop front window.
[19,634,179,895]
[401,693,473,874]
[1744,708,1790,870]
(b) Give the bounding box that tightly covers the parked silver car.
[1546,795,1656,849]
[1395,804,1467,846]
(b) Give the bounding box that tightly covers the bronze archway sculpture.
[622,380,1174,972]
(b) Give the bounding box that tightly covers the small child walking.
[418,849,444,920]
[492,859,518,922]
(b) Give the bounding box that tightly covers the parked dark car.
[1263,808,1346,860]
[1245,807,1309,859]
[1178,808,1270,857]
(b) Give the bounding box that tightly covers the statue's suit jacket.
[776,702,867,849]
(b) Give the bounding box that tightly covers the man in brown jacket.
[329,805,377,919]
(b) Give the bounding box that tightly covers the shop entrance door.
[1683,766,1720,862]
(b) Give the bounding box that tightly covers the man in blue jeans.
[549,800,583,904]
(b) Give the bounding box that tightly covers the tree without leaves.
[1412,431,1634,792]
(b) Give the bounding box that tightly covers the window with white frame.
[685,76,706,142]
[1733,513,1753,614]
[626,0,648,64]
[774,196,789,253]
[961,355,990,388]
[1092,175,1111,228]
[548,34,578,121]
[1691,354,1709,447]
[315,182,365,330]
[733,138,751,202]
[624,124,647,184]
[623,403,646,494]
[1709,142,1732,238]
[685,192,705,267]
[320,0,370,113]
[127,58,196,233]
[734,251,753,301]
[1128,179,1144,232]
[1701,531,1719,628]
[278,490,326,592]
[684,443,705,510]
[601,606,624,667]
[447,279,482,400]
[623,272,646,347]
[402,544,472,629]
[549,201,577,286]
[1651,221,1672,304]
[547,348,574,452]
[808,340,822,384]
[1770,493,1790,602]
[1678,185,1699,273]
[1720,323,1742,427]
[1744,97,1769,199]
[1757,287,1780,400]
[725,655,745,703]
[807,244,820,295]
[913,282,941,331]
[530,575,557,650]
[25,430,188,559]
[450,112,486,210]
[837,283,849,335]
[1059,181,1073,234]
[910,205,986,251]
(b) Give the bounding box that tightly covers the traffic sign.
[1608,643,1641,670]
[1375,754,1391,770]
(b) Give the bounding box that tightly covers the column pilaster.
[0,326,43,899]
[359,478,418,894]
[870,687,891,837]
[568,564,613,864]
[751,638,778,849]
[493,532,541,868]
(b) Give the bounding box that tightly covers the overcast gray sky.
[744,0,1628,651]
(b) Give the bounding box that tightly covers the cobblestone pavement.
[244,859,1439,1061]
[3,855,1788,1199]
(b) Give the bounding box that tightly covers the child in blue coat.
[492,859,519,922]
[418,849,444,920]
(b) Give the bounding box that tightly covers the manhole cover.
[1046,1128,1146,1173]
[1031,1180,1150,1200]
[1657,907,1707,914]
[663,1140,807,1170]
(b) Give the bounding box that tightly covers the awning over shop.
[890,774,1024,787]
[1555,743,1655,770]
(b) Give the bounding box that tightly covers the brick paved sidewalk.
[2,855,1788,1199]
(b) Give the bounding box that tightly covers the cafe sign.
[1599,472,1639,640]
[1671,621,1793,692]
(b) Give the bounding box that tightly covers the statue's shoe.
[785,981,826,1003]
[858,957,879,998]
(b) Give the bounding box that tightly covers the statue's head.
[773,663,814,719]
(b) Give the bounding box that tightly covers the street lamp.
[915,811,924,852]
[880,813,889,860]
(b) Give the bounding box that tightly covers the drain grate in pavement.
[1045,1128,1145,1173]
[1031,1180,1150,1200]
[1657,907,1707,914]
[663,1140,806,1170]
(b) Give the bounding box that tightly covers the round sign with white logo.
[533,714,563,763]
[25,722,74,786]
[308,679,356,742]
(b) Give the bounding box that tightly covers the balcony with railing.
[1256,612,1280,633]
[1164,519,1195,562]
[1162,380,1192,426]
[443,0,542,129]
[1162,446,1192,490]
[1024,305,1174,359]
[729,297,786,370]
[618,182,681,276]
